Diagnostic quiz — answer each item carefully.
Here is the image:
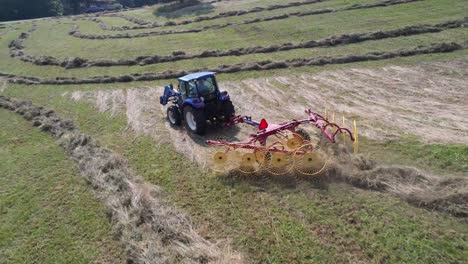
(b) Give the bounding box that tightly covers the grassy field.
[3,83,468,263]
[0,0,467,262]
[0,109,124,263]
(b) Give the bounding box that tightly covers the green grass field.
[0,109,124,263]
[0,0,467,262]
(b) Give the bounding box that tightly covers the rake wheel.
[293,143,328,176]
[237,146,265,174]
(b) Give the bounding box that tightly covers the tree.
[0,0,63,21]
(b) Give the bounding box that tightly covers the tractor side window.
[187,81,198,98]
[179,82,188,99]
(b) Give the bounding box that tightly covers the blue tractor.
[160,72,235,134]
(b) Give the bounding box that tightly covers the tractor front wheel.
[184,106,207,134]
[167,106,182,126]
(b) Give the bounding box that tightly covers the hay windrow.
[2,41,465,85]
[320,140,468,218]
[11,18,467,68]
[0,95,243,264]
[72,0,422,39]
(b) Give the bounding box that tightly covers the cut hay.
[0,95,243,264]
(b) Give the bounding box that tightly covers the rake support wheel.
[293,144,328,176]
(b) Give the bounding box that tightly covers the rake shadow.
[184,122,242,147]
[218,170,331,191]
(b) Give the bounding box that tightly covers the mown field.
[0,0,467,263]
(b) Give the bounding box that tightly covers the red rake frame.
[206,109,355,154]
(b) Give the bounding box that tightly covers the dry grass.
[320,138,467,217]
[0,95,243,264]
[224,58,468,144]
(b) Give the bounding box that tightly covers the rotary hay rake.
[206,109,359,176]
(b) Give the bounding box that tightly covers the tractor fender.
[181,98,205,110]
[218,91,230,101]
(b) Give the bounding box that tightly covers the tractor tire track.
[71,0,422,39]
[10,18,467,69]
[2,42,465,85]
[0,96,243,264]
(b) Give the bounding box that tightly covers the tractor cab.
[160,72,235,134]
[177,72,219,102]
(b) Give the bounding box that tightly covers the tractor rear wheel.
[184,106,207,134]
[167,106,182,126]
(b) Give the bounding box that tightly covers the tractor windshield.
[196,76,217,97]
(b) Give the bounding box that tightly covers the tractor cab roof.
[178,72,216,82]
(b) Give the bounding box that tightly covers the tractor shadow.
[218,170,331,192]
[184,122,243,149]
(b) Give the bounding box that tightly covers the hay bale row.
[3,41,464,85]
[75,0,422,38]
[0,96,241,263]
